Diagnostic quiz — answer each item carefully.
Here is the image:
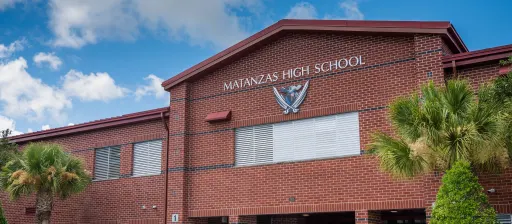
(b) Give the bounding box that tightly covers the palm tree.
[0,143,91,224]
[371,79,510,178]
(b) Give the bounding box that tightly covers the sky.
[0,0,511,136]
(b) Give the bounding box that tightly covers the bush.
[0,200,7,224]
[431,161,498,224]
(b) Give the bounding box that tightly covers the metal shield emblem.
[272,80,309,114]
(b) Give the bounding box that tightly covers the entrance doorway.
[381,209,426,224]
[257,212,355,224]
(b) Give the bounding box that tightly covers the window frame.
[132,139,163,177]
[93,145,121,181]
[234,112,361,167]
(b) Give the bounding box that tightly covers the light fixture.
[487,188,496,193]
[141,205,146,209]
[302,214,309,217]
[390,210,398,213]
[152,205,157,209]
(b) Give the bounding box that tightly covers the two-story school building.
[4,19,512,224]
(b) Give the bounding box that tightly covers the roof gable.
[162,19,467,90]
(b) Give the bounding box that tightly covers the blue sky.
[0,0,510,135]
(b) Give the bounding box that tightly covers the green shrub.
[431,161,498,224]
[0,200,7,224]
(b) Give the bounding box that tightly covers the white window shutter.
[94,146,121,180]
[133,140,162,176]
[235,127,256,166]
[94,148,109,180]
[235,112,361,166]
[336,112,361,156]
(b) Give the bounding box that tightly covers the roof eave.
[9,107,170,144]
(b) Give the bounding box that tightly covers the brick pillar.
[167,82,190,223]
[120,144,133,177]
[355,210,381,224]
[414,34,446,86]
[229,215,257,224]
[413,34,447,224]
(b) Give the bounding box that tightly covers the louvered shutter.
[235,112,361,166]
[133,140,162,176]
[498,214,512,224]
[94,146,121,180]
[94,148,109,180]
[336,112,361,156]
[235,125,273,166]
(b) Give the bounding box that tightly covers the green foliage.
[371,80,510,177]
[0,130,20,169]
[0,143,91,200]
[0,200,6,224]
[431,161,498,224]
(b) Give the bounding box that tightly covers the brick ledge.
[188,199,425,217]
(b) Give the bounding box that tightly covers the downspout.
[161,109,170,224]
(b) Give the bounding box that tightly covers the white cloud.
[135,74,165,100]
[0,57,71,122]
[27,128,33,133]
[62,70,129,101]
[286,1,365,21]
[0,115,22,136]
[42,124,50,130]
[0,39,25,59]
[0,53,129,125]
[0,0,24,11]
[285,2,317,19]
[68,123,74,126]
[48,0,259,48]
[33,52,63,70]
[325,0,364,20]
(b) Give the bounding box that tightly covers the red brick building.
[4,20,512,224]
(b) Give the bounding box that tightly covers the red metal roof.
[162,19,468,90]
[442,44,512,68]
[9,107,170,143]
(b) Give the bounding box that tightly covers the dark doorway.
[304,212,355,224]
[257,212,355,224]
[381,209,426,224]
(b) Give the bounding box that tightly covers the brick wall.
[173,32,443,219]
[2,120,168,224]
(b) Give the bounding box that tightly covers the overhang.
[9,107,170,144]
[162,19,468,90]
[442,44,512,69]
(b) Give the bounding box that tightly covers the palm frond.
[371,133,428,178]
[389,95,422,141]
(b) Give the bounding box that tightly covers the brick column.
[167,82,190,224]
[229,215,257,224]
[120,144,133,177]
[414,34,446,86]
[355,210,381,224]
[413,34,447,224]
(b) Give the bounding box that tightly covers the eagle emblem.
[272,80,309,114]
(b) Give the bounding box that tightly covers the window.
[235,112,360,166]
[133,140,162,176]
[498,214,512,224]
[94,146,121,180]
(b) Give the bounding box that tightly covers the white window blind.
[235,112,360,166]
[94,146,121,180]
[498,214,512,224]
[133,140,162,176]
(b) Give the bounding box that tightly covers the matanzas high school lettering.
[223,55,365,91]
[4,20,512,224]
